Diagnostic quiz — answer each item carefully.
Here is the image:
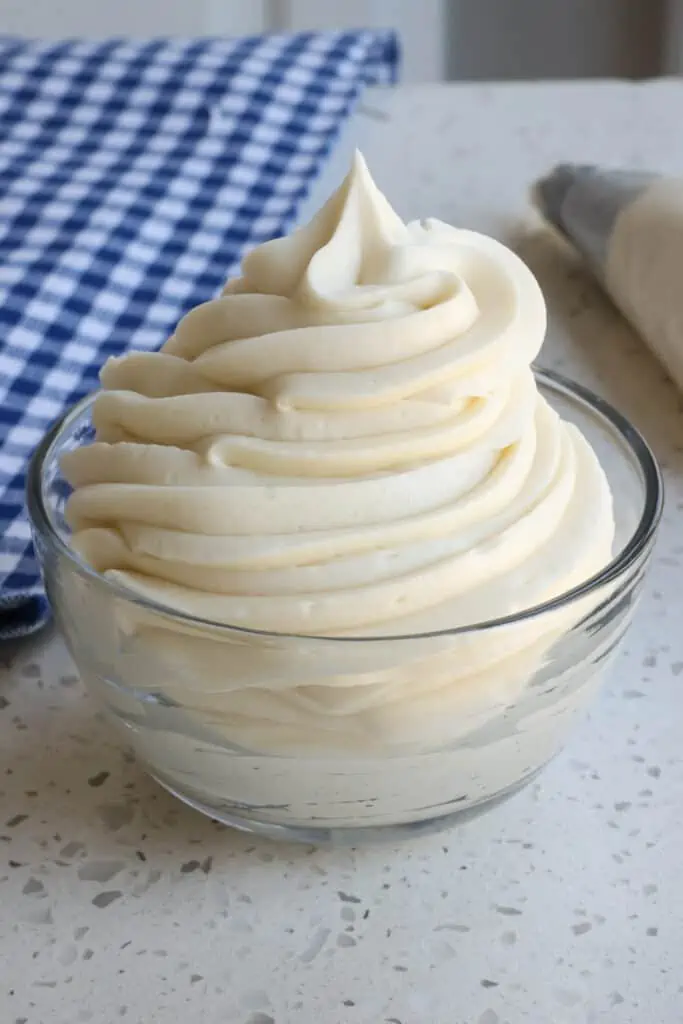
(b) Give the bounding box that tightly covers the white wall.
[0,0,197,36]
[0,0,445,80]
[279,0,446,81]
[0,1,269,38]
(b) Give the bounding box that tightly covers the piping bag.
[533,165,683,392]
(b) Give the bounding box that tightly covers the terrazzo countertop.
[2,81,683,1024]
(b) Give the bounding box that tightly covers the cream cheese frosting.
[58,150,617,817]
[62,152,614,644]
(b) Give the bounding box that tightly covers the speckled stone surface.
[2,81,683,1024]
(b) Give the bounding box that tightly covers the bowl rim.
[26,367,663,645]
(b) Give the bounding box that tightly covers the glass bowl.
[26,370,662,844]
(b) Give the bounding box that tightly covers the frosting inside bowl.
[57,149,618,795]
[62,152,614,642]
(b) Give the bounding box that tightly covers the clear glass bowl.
[27,370,662,844]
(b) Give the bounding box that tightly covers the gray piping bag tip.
[531,164,596,236]
[531,164,657,275]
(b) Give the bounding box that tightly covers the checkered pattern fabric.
[0,31,399,639]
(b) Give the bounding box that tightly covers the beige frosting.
[62,152,614,644]
[59,152,616,768]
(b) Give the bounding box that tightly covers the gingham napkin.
[0,31,399,639]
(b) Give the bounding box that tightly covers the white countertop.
[3,80,683,1024]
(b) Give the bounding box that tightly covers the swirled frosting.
[62,152,614,642]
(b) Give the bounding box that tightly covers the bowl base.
[150,767,543,846]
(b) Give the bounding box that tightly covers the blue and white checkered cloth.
[0,31,399,639]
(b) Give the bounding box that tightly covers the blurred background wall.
[0,0,681,82]
[446,0,664,81]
